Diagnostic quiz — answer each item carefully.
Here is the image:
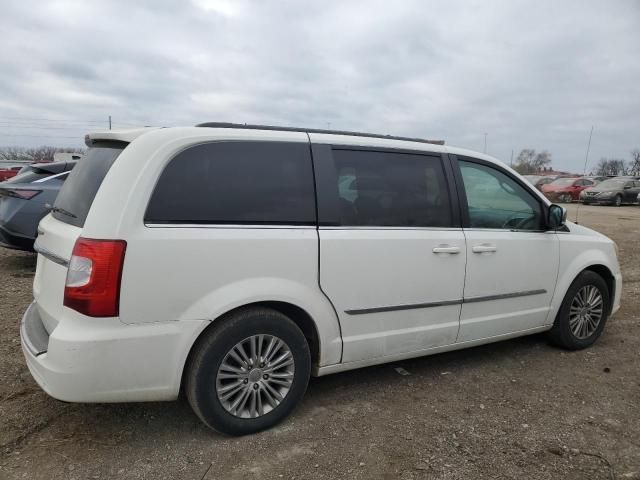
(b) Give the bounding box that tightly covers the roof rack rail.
[195,122,445,146]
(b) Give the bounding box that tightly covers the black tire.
[185,306,311,436]
[613,195,622,207]
[548,271,610,350]
[561,194,572,203]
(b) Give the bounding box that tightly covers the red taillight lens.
[63,238,127,317]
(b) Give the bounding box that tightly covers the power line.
[0,133,84,139]
[0,125,98,130]
[0,116,108,123]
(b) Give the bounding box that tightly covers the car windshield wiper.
[45,203,77,219]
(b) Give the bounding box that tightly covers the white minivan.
[22,124,622,435]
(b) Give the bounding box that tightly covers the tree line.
[512,148,640,176]
[595,150,640,176]
[0,146,85,163]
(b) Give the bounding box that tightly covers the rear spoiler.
[85,127,161,147]
[31,161,76,175]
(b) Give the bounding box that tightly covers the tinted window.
[53,142,126,227]
[459,160,543,231]
[145,141,316,225]
[332,149,452,227]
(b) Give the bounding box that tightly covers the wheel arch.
[581,264,616,315]
[180,300,325,393]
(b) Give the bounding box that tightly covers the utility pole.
[582,126,594,175]
[510,149,514,167]
[108,115,112,130]
[483,133,488,153]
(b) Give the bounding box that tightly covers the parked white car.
[22,124,622,435]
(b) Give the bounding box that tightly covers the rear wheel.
[185,307,311,435]
[548,271,610,350]
[560,193,572,203]
[613,195,622,207]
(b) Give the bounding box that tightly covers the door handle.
[433,245,461,254]
[472,244,497,253]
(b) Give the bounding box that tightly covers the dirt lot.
[1,204,639,479]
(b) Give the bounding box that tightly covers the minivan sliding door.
[312,142,466,363]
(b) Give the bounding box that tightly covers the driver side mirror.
[548,204,567,229]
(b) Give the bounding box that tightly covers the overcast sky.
[1,0,639,171]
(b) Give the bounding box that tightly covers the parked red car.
[0,166,23,182]
[541,177,597,203]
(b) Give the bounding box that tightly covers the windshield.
[550,178,576,185]
[52,142,126,227]
[596,178,630,189]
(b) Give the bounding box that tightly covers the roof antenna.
[575,126,594,225]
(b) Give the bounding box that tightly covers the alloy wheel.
[216,334,295,418]
[569,285,604,339]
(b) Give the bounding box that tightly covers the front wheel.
[548,271,610,350]
[613,195,622,207]
[185,307,311,435]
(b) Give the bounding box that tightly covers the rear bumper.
[21,301,208,403]
[0,223,35,250]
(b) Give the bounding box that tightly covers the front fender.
[547,245,618,325]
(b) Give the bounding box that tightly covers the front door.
[623,180,640,203]
[453,157,560,342]
[315,145,466,363]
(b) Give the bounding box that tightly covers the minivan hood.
[565,221,612,241]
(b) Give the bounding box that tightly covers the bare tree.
[0,146,84,163]
[513,149,552,174]
[596,158,627,176]
[629,149,640,176]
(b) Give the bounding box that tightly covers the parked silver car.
[0,161,76,250]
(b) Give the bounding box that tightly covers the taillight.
[1,189,41,199]
[63,238,127,317]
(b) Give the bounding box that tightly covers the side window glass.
[332,149,452,227]
[459,159,543,231]
[145,142,316,225]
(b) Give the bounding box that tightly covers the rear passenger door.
[313,143,466,363]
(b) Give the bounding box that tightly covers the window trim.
[143,140,318,227]
[450,155,551,232]
[312,144,461,228]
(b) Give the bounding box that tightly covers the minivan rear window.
[52,142,126,227]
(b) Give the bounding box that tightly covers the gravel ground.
[1,204,639,479]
